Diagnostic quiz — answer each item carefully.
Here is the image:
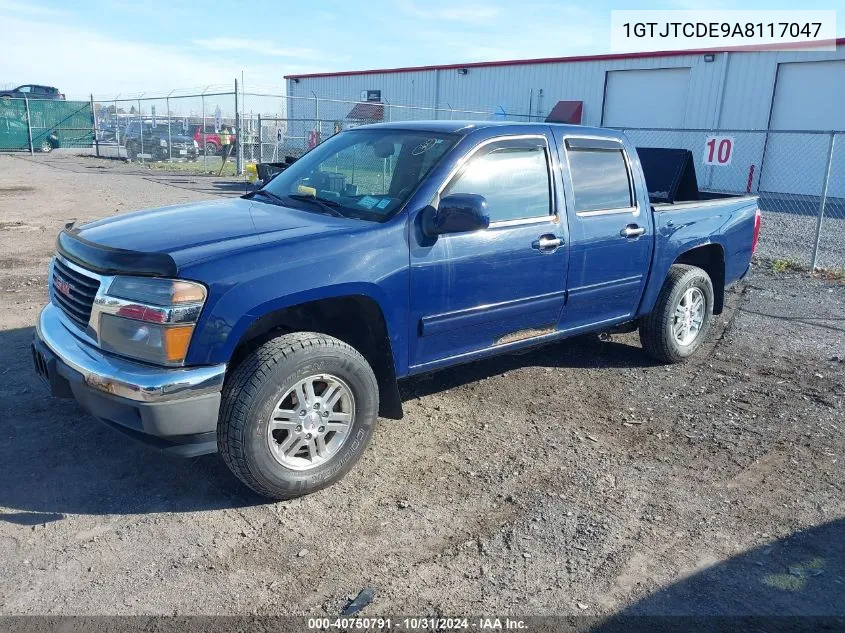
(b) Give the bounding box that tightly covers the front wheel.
[639,264,714,363]
[39,139,53,153]
[218,332,379,500]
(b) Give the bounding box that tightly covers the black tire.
[218,332,379,500]
[205,142,217,156]
[39,139,53,153]
[639,264,714,363]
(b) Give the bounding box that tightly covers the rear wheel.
[218,332,379,500]
[205,142,217,156]
[639,264,714,363]
[39,139,53,153]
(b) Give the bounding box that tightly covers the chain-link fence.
[0,97,93,152]
[616,128,844,270]
[4,86,843,271]
[92,90,239,173]
[237,92,535,166]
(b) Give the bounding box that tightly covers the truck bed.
[652,193,759,211]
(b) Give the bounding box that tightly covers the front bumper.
[32,304,226,456]
[157,146,198,160]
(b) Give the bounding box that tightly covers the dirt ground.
[0,154,842,620]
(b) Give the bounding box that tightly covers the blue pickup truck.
[32,121,761,499]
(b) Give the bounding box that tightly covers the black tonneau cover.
[57,230,177,277]
[637,147,700,204]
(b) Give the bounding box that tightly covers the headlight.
[96,276,206,366]
[159,139,168,147]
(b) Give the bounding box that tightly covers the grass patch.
[772,258,804,274]
[145,158,238,177]
[753,256,845,282]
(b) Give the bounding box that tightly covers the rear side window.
[568,147,633,213]
[443,141,551,223]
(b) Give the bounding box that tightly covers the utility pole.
[24,96,34,154]
[234,77,243,175]
[90,94,100,157]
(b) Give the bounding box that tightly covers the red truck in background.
[191,124,237,156]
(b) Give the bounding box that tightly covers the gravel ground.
[0,154,842,619]
[755,201,845,271]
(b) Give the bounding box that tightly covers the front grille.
[51,257,100,330]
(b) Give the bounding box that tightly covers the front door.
[409,134,569,371]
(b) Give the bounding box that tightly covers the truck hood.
[166,134,196,144]
[70,198,353,269]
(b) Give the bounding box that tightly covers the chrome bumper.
[36,303,226,403]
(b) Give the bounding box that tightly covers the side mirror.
[422,193,490,237]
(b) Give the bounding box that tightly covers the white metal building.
[284,41,845,197]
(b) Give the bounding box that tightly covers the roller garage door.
[601,68,691,128]
[760,60,845,197]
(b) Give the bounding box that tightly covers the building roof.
[284,38,845,80]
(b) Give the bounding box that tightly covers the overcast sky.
[0,0,841,99]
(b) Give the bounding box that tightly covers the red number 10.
[706,138,732,164]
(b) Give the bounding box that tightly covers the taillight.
[751,209,761,254]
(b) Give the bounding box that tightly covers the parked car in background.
[192,124,237,156]
[32,121,760,500]
[0,85,65,100]
[0,117,59,152]
[123,121,198,161]
[96,122,118,143]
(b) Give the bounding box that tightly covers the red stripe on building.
[284,38,845,80]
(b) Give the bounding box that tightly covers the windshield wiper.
[243,189,286,206]
[286,193,346,218]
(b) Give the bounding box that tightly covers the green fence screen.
[0,98,93,151]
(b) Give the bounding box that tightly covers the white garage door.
[760,60,845,196]
[601,68,691,128]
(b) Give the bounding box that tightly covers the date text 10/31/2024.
[307,617,528,630]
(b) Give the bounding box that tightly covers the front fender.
[181,220,409,372]
[219,282,398,362]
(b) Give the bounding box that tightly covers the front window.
[442,139,552,223]
[262,129,457,221]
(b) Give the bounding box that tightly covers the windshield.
[262,128,457,221]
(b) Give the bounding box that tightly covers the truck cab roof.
[356,119,622,140]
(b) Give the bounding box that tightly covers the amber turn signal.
[163,325,195,363]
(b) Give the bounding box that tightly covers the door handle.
[532,234,563,252]
[621,224,646,238]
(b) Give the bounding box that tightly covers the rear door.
[553,133,654,330]
[409,132,569,371]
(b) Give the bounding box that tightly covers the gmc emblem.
[54,275,72,298]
